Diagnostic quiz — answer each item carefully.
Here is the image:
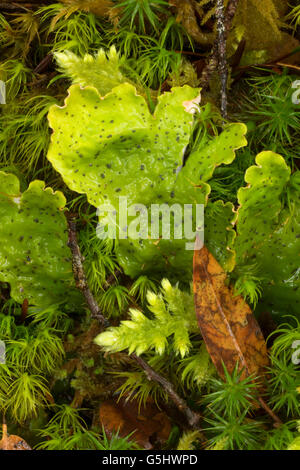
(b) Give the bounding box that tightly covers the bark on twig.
[215,0,228,118]
[131,353,201,428]
[258,397,282,427]
[200,0,240,118]
[66,215,202,430]
[67,215,108,328]
[34,54,53,74]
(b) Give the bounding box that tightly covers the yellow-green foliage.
[177,430,202,450]
[288,437,300,450]
[167,58,200,88]
[206,436,229,450]
[287,421,300,450]
[55,46,131,96]
[95,279,199,357]
[288,4,300,27]
[177,343,215,389]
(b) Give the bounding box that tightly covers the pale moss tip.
[94,331,116,347]
[146,291,157,305]
[161,278,172,293]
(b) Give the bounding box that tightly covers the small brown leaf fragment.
[193,245,269,381]
[99,397,171,449]
[0,424,31,450]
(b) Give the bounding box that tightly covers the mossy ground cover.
[0,0,299,451]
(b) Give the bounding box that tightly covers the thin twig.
[34,54,53,74]
[67,215,108,328]
[174,50,206,57]
[200,0,240,118]
[66,215,202,430]
[258,397,282,427]
[275,62,300,72]
[131,354,201,429]
[215,0,228,118]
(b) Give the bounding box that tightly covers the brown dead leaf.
[0,424,31,450]
[193,245,269,381]
[99,396,171,449]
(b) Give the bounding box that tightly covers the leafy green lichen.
[234,151,300,317]
[0,172,82,308]
[47,82,246,278]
